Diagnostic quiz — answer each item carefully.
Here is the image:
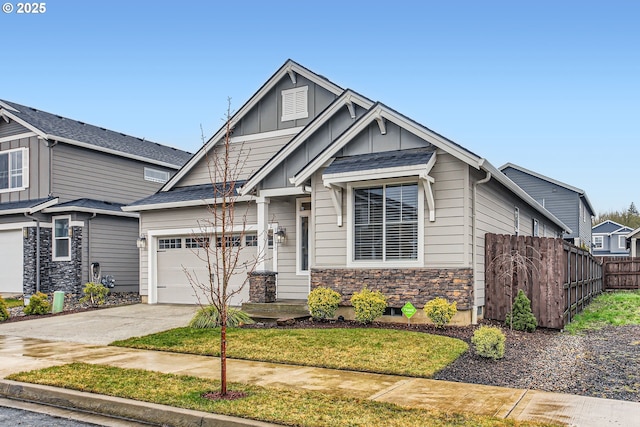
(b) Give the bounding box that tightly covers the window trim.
[0,147,29,193]
[619,235,627,249]
[593,235,604,250]
[144,167,170,184]
[347,179,424,268]
[52,215,72,261]
[281,86,309,122]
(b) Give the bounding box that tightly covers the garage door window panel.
[159,238,182,249]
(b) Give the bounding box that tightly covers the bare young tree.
[183,98,261,396]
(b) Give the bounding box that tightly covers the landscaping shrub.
[307,287,341,320]
[423,297,457,328]
[23,292,51,315]
[189,305,254,328]
[472,325,505,360]
[0,296,9,322]
[79,282,109,306]
[350,287,386,324]
[505,289,538,332]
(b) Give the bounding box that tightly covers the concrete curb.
[0,380,281,427]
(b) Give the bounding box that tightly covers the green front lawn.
[7,363,559,427]
[112,327,468,377]
[565,290,640,334]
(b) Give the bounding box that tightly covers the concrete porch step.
[242,300,310,322]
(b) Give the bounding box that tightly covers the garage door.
[156,235,257,306]
[0,229,24,294]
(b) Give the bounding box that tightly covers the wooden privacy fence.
[485,234,603,329]
[598,257,640,290]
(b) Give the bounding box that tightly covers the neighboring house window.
[354,183,418,261]
[159,238,182,249]
[619,235,627,249]
[281,86,308,121]
[144,167,170,184]
[514,207,520,235]
[533,219,539,237]
[52,216,71,261]
[0,147,28,192]
[593,236,603,250]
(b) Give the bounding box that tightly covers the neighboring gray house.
[592,220,632,257]
[500,163,595,248]
[0,99,191,296]
[626,226,640,257]
[124,60,570,325]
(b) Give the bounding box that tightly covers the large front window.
[354,183,418,261]
[0,148,27,192]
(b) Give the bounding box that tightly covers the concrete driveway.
[0,304,198,345]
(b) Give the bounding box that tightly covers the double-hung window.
[593,236,603,250]
[53,216,71,261]
[354,183,418,261]
[0,147,28,192]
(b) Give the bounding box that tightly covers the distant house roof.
[0,99,192,169]
[592,220,633,235]
[323,147,436,176]
[123,181,247,211]
[0,197,58,215]
[499,162,595,216]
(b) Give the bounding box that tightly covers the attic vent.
[281,86,308,122]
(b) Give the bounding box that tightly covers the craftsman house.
[592,220,632,257]
[0,99,191,297]
[124,60,570,323]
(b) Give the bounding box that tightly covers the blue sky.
[2,0,638,214]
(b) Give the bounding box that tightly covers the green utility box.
[52,291,65,313]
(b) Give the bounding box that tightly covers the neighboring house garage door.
[156,235,256,306]
[0,229,23,294]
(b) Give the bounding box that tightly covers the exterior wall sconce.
[136,236,147,249]
[275,227,286,244]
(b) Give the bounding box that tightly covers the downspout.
[23,213,41,293]
[87,213,97,282]
[472,170,492,325]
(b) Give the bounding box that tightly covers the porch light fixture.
[275,227,287,244]
[136,235,147,249]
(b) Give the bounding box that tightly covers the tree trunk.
[220,323,227,395]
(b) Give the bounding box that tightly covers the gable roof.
[0,197,58,215]
[123,181,248,211]
[500,162,595,215]
[592,220,634,235]
[0,99,191,169]
[239,89,374,195]
[43,198,138,218]
[323,147,435,175]
[162,59,344,192]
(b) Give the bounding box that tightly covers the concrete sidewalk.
[1,305,639,426]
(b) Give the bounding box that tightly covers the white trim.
[0,222,53,230]
[296,198,311,276]
[257,186,309,198]
[163,60,344,192]
[122,194,255,212]
[323,164,429,186]
[52,215,72,261]
[240,90,374,196]
[0,132,37,144]
[346,179,424,268]
[229,127,304,144]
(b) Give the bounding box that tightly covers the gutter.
[471,171,492,325]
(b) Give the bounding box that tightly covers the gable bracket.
[323,182,344,227]
[287,68,297,85]
[345,97,356,119]
[374,115,386,135]
[420,172,436,222]
[0,111,9,123]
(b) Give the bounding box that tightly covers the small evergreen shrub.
[79,282,109,306]
[423,297,457,328]
[350,287,387,324]
[307,287,341,320]
[24,292,51,315]
[505,289,538,332]
[189,305,254,328]
[0,296,9,322]
[472,325,506,360]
